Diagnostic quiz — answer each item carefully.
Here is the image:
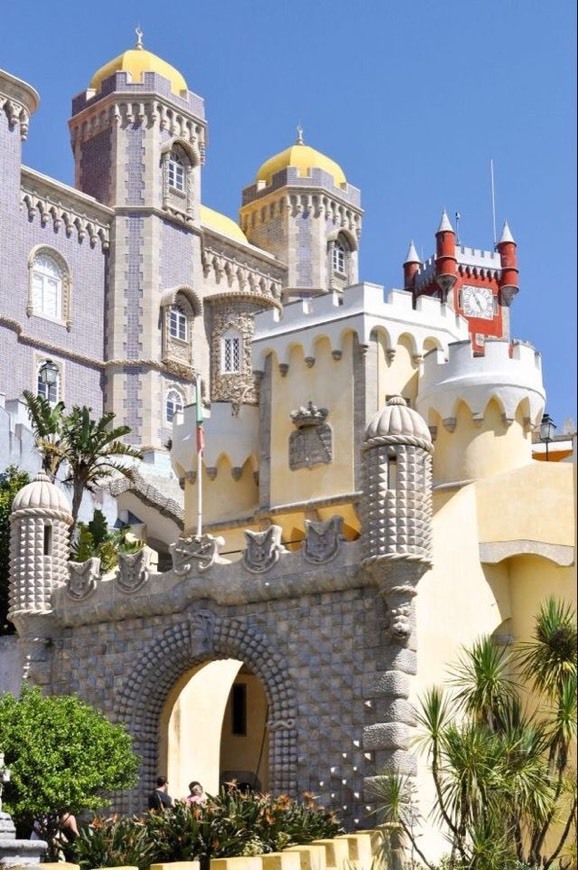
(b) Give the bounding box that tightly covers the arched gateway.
[114,609,297,813]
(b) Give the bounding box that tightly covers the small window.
[231,683,247,736]
[37,360,60,404]
[32,254,62,319]
[166,389,184,423]
[169,305,187,341]
[332,239,346,275]
[222,334,241,374]
[168,153,185,192]
[43,524,53,556]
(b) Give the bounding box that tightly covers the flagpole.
[195,375,203,538]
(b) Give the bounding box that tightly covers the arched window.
[332,239,346,275]
[31,253,63,318]
[166,388,184,424]
[168,152,185,192]
[169,305,188,341]
[221,329,242,374]
[37,360,61,404]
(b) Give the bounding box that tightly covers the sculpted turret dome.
[89,30,188,96]
[365,396,433,449]
[12,471,72,514]
[256,128,346,187]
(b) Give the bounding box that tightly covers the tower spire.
[135,26,144,50]
[296,123,304,145]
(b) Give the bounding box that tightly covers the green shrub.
[75,786,343,869]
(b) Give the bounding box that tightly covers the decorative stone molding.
[303,516,344,564]
[70,98,207,161]
[202,246,284,302]
[242,525,287,573]
[67,558,100,601]
[0,71,38,139]
[21,169,112,251]
[209,304,260,405]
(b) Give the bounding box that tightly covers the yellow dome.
[89,42,187,96]
[256,139,346,187]
[200,205,248,244]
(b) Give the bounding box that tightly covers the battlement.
[417,338,545,426]
[414,245,500,292]
[242,166,361,208]
[71,70,205,120]
[252,283,469,369]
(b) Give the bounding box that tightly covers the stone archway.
[114,608,297,813]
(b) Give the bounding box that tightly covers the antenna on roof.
[455,211,461,245]
[490,159,497,249]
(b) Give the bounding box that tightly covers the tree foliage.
[0,685,139,859]
[22,392,142,522]
[71,508,143,574]
[373,597,577,869]
[0,466,30,635]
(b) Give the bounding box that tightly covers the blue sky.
[3,0,576,429]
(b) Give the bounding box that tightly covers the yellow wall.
[220,672,270,790]
[268,336,355,508]
[431,399,533,484]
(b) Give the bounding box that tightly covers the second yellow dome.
[256,141,346,187]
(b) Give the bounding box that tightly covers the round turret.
[9,472,73,630]
[362,397,433,565]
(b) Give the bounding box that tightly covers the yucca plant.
[373,598,577,869]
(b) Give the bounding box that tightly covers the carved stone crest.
[289,402,332,470]
[189,609,215,655]
[170,534,222,575]
[67,558,100,600]
[303,515,344,564]
[243,525,287,573]
[117,547,156,594]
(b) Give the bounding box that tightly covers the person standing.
[184,781,206,806]
[147,776,173,810]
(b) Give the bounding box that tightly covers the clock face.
[461,285,494,320]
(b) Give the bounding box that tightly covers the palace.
[1,34,575,858]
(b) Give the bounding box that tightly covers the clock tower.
[403,213,519,352]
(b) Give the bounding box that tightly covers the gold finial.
[296,123,304,145]
[135,26,144,50]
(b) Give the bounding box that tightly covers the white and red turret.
[496,220,519,305]
[434,211,458,301]
[403,240,421,291]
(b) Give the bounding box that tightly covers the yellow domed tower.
[240,128,363,300]
[68,30,208,452]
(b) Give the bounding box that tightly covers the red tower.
[402,214,517,352]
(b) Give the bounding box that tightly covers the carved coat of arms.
[303,515,344,564]
[117,547,156,594]
[243,525,287,573]
[66,557,100,601]
[169,534,221,575]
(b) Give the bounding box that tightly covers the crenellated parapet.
[21,167,112,251]
[417,337,545,430]
[252,283,469,372]
[240,188,362,240]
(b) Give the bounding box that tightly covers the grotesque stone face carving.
[243,525,287,573]
[66,558,100,600]
[169,534,221,575]
[189,609,215,655]
[388,603,412,642]
[304,515,344,564]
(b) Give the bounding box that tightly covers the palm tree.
[22,391,66,481]
[60,406,142,522]
[23,394,142,522]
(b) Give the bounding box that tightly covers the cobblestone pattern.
[50,583,383,826]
